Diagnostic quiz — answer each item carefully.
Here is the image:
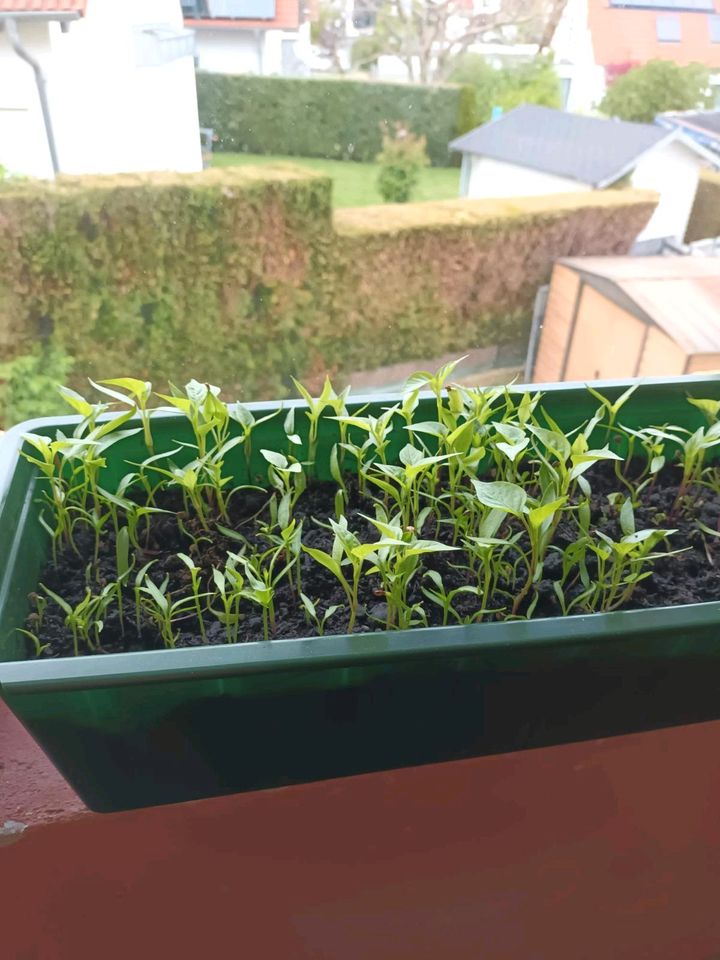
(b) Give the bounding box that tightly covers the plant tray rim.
[1,598,718,695]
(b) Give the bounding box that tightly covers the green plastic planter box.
[2,376,720,813]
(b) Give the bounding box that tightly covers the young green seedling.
[585,383,639,445]
[156,379,228,459]
[228,402,278,473]
[334,405,399,477]
[672,422,720,512]
[17,592,50,656]
[420,570,481,626]
[261,449,306,516]
[42,583,115,656]
[91,377,155,453]
[367,443,453,529]
[299,593,343,636]
[209,565,244,644]
[351,516,458,630]
[404,356,467,428]
[113,525,133,635]
[177,553,209,643]
[228,552,278,642]
[470,479,567,616]
[585,527,681,612]
[138,574,203,649]
[133,560,156,633]
[291,376,349,474]
[303,515,367,632]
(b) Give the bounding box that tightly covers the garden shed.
[531,255,720,382]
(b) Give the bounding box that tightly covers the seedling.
[177,553,209,643]
[292,376,349,473]
[42,583,115,656]
[470,479,568,615]
[261,449,306,518]
[420,570,481,625]
[404,356,467,426]
[227,552,279,642]
[586,383,639,445]
[228,402,278,472]
[303,515,367,632]
[156,379,228,459]
[351,516,457,630]
[299,594,343,636]
[91,377,154,453]
[138,574,205,649]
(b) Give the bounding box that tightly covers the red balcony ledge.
[3,693,720,959]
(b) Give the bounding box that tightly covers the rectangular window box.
[1,377,720,812]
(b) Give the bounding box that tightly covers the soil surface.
[27,462,720,658]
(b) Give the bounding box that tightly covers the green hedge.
[196,73,476,167]
[0,169,655,426]
[685,170,720,243]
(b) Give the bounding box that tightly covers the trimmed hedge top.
[196,73,476,167]
[334,190,659,235]
[0,167,656,429]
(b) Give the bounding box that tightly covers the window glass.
[656,14,682,41]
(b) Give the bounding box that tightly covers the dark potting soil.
[28,461,720,658]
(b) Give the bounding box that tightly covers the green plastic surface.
[2,376,720,812]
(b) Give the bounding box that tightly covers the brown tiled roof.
[0,0,86,11]
[589,0,720,69]
[561,256,720,354]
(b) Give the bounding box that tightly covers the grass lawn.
[211,152,460,208]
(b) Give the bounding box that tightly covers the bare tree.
[313,0,350,73]
[536,0,571,51]
[348,0,565,84]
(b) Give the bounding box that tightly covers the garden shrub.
[448,55,561,124]
[685,170,720,243]
[0,169,656,427]
[0,342,74,428]
[376,123,429,203]
[195,73,475,167]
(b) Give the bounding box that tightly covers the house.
[531,255,720,381]
[657,110,720,157]
[0,0,202,179]
[552,0,720,112]
[182,0,311,75]
[450,104,718,248]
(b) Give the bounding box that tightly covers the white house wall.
[551,0,605,113]
[0,0,202,179]
[194,22,311,75]
[465,155,591,199]
[0,21,55,179]
[631,139,705,242]
[193,27,263,74]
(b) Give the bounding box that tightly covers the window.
[710,14,720,41]
[656,14,682,40]
[134,26,196,68]
[611,0,711,8]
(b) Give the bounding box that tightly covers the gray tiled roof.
[660,111,720,143]
[449,104,670,187]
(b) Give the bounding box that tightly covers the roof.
[658,111,720,154]
[560,255,720,354]
[450,105,673,188]
[588,0,720,69]
[0,0,85,11]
